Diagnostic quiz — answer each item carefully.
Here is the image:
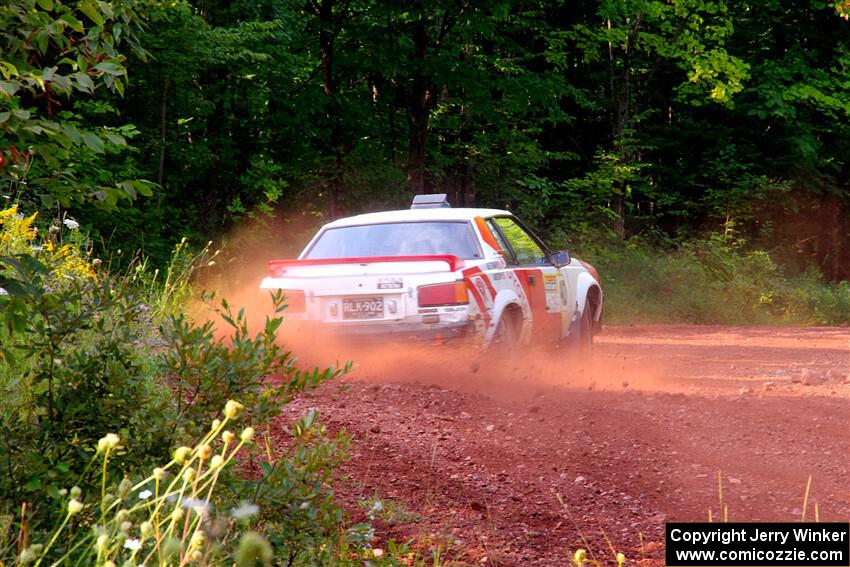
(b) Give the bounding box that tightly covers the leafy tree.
[0,0,155,210]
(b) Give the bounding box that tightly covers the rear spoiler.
[267,255,465,277]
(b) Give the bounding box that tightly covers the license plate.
[342,297,384,320]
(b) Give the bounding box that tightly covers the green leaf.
[59,12,85,33]
[0,81,20,97]
[103,131,125,145]
[37,0,54,11]
[81,130,104,153]
[78,2,104,27]
[72,72,94,93]
[93,61,123,76]
[62,124,82,144]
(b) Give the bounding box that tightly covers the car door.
[489,216,566,344]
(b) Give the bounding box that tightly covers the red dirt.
[272,325,850,566]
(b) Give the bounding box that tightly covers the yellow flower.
[173,446,192,464]
[224,400,244,420]
[573,549,587,567]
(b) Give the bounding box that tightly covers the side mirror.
[551,250,571,268]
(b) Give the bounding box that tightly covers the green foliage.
[0,0,155,209]
[159,289,345,439]
[0,251,175,525]
[581,235,850,325]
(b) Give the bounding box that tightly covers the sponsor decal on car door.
[489,217,564,344]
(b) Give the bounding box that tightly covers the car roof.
[323,207,512,229]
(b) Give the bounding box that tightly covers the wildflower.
[189,549,202,562]
[617,552,626,567]
[240,427,255,442]
[124,538,141,551]
[224,400,244,420]
[95,533,109,553]
[115,509,129,523]
[189,530,206,549]
[140,521,153,538]
[171,507,184,522]
[138,489,153,500]
[222,430,235,444]
[173,446,192,464]
[573,549,587,567]
[0,287,6,295]
[181,497,209,517]
[119,477,133,498]
[372,548,384,558]
[231,502,259,520]
[236,531,272,566]
[70,486,81,499]
[211,418,221,430]
[19,547,36,564]
[97,433,120,453]
[153,467,165,481]
[104,561,116,567]
[63,218,80,230]
[92,258,102,268]
[197,444,213,460]
[68,499,83,515]
[210,455,224,469]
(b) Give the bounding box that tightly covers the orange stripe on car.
[474,216,501,255]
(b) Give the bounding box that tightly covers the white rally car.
[260,195,603,349]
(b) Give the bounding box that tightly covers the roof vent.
[411,194,451,209]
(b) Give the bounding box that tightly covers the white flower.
[0,288,7,296]
[67,499,83,515]
[230,502,259,520]
[63,218,80,230]
[138,489,152,500]
[181,497,209,517]
[123,538,141,551]
[372,548,384,558]
[97,433,120,453]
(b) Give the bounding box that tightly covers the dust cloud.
[190,216,673,401]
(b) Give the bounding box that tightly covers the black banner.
[666,523,850,567]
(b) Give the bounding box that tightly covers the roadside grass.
[577,236,850,326]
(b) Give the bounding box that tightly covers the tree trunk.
[407,17,432,195]
[317,0,348,217]
[156,78,170,209]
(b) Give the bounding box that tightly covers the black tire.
[491,308,520,350]
[578,306,594,353]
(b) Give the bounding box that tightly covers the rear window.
[304,221,482,259]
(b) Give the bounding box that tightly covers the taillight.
[280,290,305,313]
[418,281,469,307]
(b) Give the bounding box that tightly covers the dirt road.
[274,325,850,566]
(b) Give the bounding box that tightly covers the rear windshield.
[304,221,482,259]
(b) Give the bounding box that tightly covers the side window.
[486,220,516,265]
[492,217,547,266]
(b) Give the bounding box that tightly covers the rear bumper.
[288,319,476,344]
